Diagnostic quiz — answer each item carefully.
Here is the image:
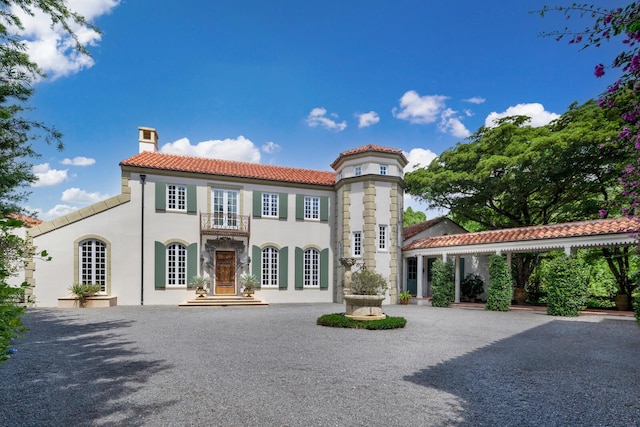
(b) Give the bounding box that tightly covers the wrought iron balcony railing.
[200,213,250,236]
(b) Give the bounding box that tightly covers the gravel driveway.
[0,304,638,427]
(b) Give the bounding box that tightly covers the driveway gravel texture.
[0,304,638,427]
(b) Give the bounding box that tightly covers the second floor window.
[353,231,362,257]
[354,166,362,176]
[167,184,187,211]
[380,165,388,175]
[262,193,279,217]
[304,196,320,220]
[378,225,388,250]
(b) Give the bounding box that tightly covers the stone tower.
[331,145,407,303]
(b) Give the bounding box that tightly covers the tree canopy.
[403,207,427,227]
[405,99,630,230]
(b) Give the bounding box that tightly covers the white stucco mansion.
[25,127,413,307]
[21,127,637,308]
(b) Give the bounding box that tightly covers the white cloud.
[485,103,560,128]
[464,97,486,104]
[160,136,261,163]
[61,156,96,166]
[10,0,120,79]
[438,108,471,139]
[392,91,449,124]
[38,204,77,220]
[403,148,438,173]
[261,141,281,154]
[31,163,69,187]
[61,187,110,204]
[306,107,347,132]
[357,111,380,128]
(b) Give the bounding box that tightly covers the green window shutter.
[320,196,329,222]
[154,241,166,289]
[296,195,304,220]
[252,245,262,287]
[295,247,303,289]
[186,185,197,213]
[187,243,198,283]
[279,193,288,220]
[253,191,262,218]
[155,182,166,211]
[320,248,329,289]
[279,247,288,289]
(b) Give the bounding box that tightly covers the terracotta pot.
[513,288,527,304]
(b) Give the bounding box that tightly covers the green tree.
[0,1,94,362]
[405,100,630,288]
[403,207,427,227]
[538,3,640,216]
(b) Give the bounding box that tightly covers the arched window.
[304,248,320,288]
[261,247,279,288]
[79,239,107,293]
[167,243,187,286]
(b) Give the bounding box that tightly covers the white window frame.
[353,231,362,257]
[167,243,187,287]
[379,165,388,175]
[79,239,107,293]
[212,189,239,228]
[354,166,362,176]
[378,225,388,251]
[304,196,320,220]
[167,184,187,211]
[304,248,320,288]
[261,247,279,288]
[262,193,279,218]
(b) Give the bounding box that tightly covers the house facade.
[26,127,407,307]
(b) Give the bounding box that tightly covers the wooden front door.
[215,251,236,295]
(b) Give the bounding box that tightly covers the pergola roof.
[403,217,639,256]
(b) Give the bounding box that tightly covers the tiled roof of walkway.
[403,217,639,251]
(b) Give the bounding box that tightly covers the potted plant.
[461,273,484,303]
[398,290,411,305]
[240,273,259,297]
[190,276,209,298]
[69,283,102,307]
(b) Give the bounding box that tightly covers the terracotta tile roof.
[120,151,337,186]
[8,213,43,227]
[403,217,447,240]
[330,144,407,169]
[403,217,640,250]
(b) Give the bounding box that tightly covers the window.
[354,166,362,176]
[353,231,362,257]
[261,247,279,288]
[262,193,279,217]
[212,189,239,228]
[167,184,187,211]
[304,196,320,220]
[378,225,388,251]
[304,248,320,287]
[380,165,388,175]
[167,243,187,287]
[79,239,107,293]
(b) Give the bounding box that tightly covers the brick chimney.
[138,126,159,153]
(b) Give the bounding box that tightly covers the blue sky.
[18,0,624,219]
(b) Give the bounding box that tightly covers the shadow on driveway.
[0,310,175,427]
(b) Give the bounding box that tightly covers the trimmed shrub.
[486,254,512,311]
[546,255,589,317]
[632,287,640,326]
[431,259,454,307]
[350,269,388,295]
[317,313,407,330]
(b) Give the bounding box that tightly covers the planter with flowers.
[240,273,259,297]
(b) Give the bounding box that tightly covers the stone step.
[179,296,268,307]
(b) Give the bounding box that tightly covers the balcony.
[200,213,250,237]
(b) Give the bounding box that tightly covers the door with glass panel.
[211,189,239,229]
